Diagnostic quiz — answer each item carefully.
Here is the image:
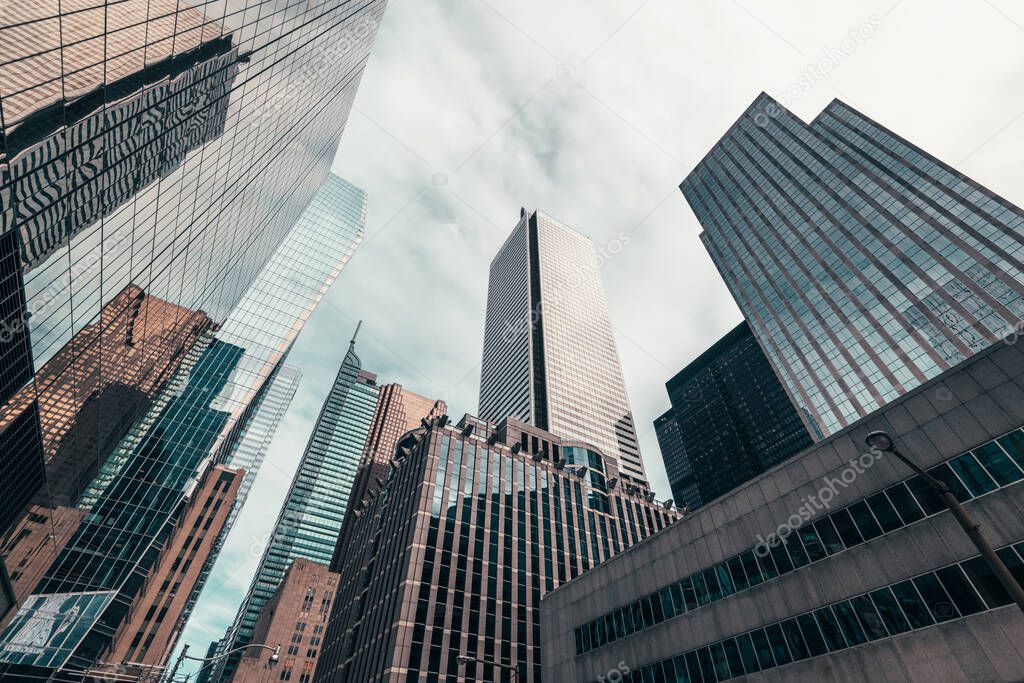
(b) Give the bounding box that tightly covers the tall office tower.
[0,0,384,673]
[659,322,814,507]
[232,558,339,683]
[682,94,1024,438]
[479,209,647,484]
[331,383,446,568]
[213,330,380,682]
[0,335,243,677]
[653,410,702,511]
[316,414,678,683]
[101,464,243,677]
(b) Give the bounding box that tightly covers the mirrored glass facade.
[479,210,647,483]
[682,94,1024,437]
[212,332,379,682]
[0,0,384,671]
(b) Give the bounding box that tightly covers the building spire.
[350,320,362,348]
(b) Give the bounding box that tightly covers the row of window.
[592,542,1024,683]
[575,428,1024,654]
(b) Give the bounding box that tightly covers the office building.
[213,330,380,681]
[681,94,1024,439]
[331,383,446,569]
[659,322,814,507]
[479,209,647,483]
[102,464,243,676]
[232,558,339,683]
[0,0,385,674]
[654,410,701,511]
[316,414,678,682]
[542,340,1024,682]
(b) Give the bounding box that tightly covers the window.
[885,482,925,524]
[796,613,828,656]
[906,476,945,514]
[869,587,911,635]
[813,607,847,651]
[781,618,810,660]
[798,525,827,562]
[865,492,901,532]
[735,633,760,674]
[847,501,883,541]
[831,601,867,645]
[890,580,934,629]
[764,624,792,665]
[812,518,844,554]
[997,432,1024,469]
[912,573,958,622]
[680,577,699,610]
[960,557,1012,609]
[829,508,863,547]
[948,454,997,497]
[739,551,763,586]
[750,628,775,670]
[927,463,971,502]
[850,595,887,639]
[971,443,1022,486]
[709,642,731,680]
[935,565,985,616]
[722,637,745,677]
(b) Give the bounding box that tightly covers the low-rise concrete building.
[541,340,1024,682]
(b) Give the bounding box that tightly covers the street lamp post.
[163,641,281,681]
[865,430,1024,613]
[456,654,521,681]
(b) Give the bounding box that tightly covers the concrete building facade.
[542,340,1024,682]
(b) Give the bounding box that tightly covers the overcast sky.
[180,0,1024,665]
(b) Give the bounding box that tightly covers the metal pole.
[166,644,188,682]
[893,447,1024,614]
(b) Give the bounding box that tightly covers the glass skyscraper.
[479,209,647,483]
[211,329,380,682]
[659,321,814,508]
[682,94,1024,437]
[0,0,383,669]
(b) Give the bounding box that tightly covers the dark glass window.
[829,509,863,547]
[709,642,731,680]
[948,454,997,497]
[906,475,945,515]
[739,551,763,586]
[870,587,911,634]
[961,557,1013,609]
[796,613,828,656]
[692,571,710,607]
[971,443,1023,486]
[831,601,868,645]
[695,648,715,683]
[798,525,827,562]
[912,573,958,622]
[764,623,792,665]
[735,633,760,674]
[671,655,690,683]
[997,432,1024,470]
[936,565,985,616]
[769,540,794,574]
[891,580,935,629]
[702,567,722,602]
[651,592,665,623]
[684,651,702,683]
[716,564,735,597]
[885,483,925,524]
[997,547,1024,586]
[847,501,883,541]
[756,547,779,580]
[812,518,844,554]
[680,577,699,610]
[783,534,810,568]
[927,463,971,502]
[722,638,745,677]
[813,607,847,651]
[865,492,902,533]
[780,618,809,660]
[750,628,775,670]
[660,587,676,621]
[727,556,748,592]
[851,595,888,640]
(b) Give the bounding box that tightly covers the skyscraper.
[331,383,446,570]
[682,94,1024,438]
[212,329,380,682]
[316,414,677,683]
[479,209,646,483]
[659,321,814,507]
[0,0,385,673]
[653,410,701,511]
